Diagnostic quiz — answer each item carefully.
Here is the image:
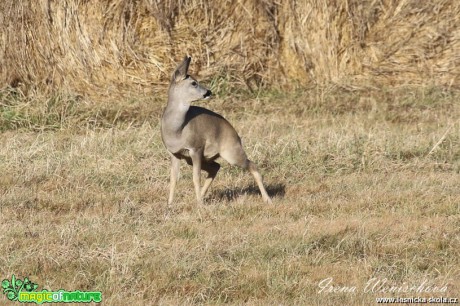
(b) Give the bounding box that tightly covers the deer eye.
[191,81,197,87]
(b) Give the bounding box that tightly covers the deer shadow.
[207,183,286,203]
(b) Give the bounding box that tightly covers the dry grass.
[1,0,460,99]
[1,86,459,305]
[1,2,459,303]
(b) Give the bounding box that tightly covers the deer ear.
[172,56,191,83]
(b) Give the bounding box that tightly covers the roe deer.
[161,56,272,204]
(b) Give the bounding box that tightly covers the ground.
[1,86,459,305]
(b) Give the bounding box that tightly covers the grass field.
[1,86,459,305]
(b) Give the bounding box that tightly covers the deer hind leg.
[220,145,272,204]
[201,161,220,198]
[247,160,272,204]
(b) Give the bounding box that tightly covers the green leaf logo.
[1,275,39,301]
[1,279,10,290]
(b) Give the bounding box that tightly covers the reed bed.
[1,0,459,99]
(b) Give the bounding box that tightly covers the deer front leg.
[201,161,220,198]
[190,149,203,204]
[168,154,181,205]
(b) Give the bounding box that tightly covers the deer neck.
[162,95,190,135]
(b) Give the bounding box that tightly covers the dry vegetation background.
[1,0,460,97]
[1,0,460,305]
